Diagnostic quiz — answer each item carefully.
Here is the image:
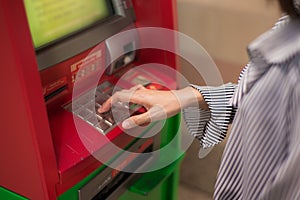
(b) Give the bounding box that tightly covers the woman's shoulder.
[247,15,300,65]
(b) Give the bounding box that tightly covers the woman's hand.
[98,85,208,129]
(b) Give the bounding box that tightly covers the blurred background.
[176,0,281,199]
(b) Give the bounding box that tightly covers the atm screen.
[24,0,113,48]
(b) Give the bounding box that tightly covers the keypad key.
[85,102,95,112]
[75,108,93,119]
[85,115,98,126]
[96,81,113,94]
[95,92,110,105]
[95,120,110,133]
[102,112,115,126]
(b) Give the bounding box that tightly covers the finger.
[98,96,112,113]
[129,84,145,91]
[98,90,132,113]
[147,104,168,121]
[98,91,138,113]
[113,88,148,106]
[99,85,147,113]
[122,112,151,129]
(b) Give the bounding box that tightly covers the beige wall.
[177,0,281,84]
[177,0,282,64]
[177,0,281,197]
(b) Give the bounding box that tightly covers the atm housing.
[0,0,181,200]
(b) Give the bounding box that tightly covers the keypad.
[65,81,140,134]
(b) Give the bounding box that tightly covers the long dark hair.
[279,0,300,17]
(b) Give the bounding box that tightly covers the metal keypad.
[65,81,139,135]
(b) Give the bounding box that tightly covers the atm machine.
[0,0,182,200]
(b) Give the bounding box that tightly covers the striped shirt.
[183,15,300,199]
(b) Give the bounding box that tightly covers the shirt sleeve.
[182,62,249,149]
[183,16,289,151]
[183,83,237,149]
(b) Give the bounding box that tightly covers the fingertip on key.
[98,107,104,113]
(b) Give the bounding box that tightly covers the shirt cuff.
[183,83,237,149]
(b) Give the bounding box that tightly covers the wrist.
[172,87,209,110]
[190,86,209,110]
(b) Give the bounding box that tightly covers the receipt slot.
[0,1,182,200]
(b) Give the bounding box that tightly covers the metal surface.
[65,81,141,135]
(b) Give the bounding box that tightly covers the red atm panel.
[0,0,179,199]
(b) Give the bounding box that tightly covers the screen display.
[24,0,112,48]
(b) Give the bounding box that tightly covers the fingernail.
[122,120,133,129]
